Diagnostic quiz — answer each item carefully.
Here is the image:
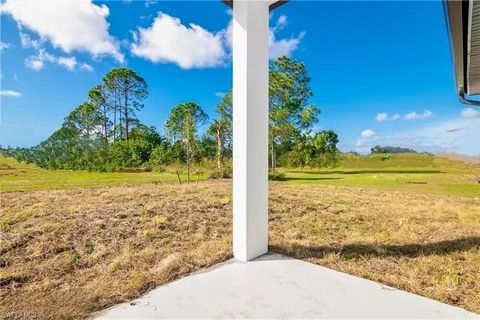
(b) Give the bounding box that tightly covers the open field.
[283,169,480,196]
[283,154,480,197]
[2,154,478,196]
[0,156,206,192]
[1,155,479,319]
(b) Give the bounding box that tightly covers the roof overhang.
[444,0,480,105]
[222,0,287,11]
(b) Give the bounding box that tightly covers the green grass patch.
[281,154,480,197]
[0,156,206,192]
[1,154,479,196]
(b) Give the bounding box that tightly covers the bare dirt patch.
[0,163,13,170]
[1,181,479,319]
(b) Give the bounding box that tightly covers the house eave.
[444,0,480,104]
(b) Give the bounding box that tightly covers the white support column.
[232,0,270,262]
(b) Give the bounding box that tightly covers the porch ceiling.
[222,0,287,11]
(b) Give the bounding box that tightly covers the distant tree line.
[370,145,432,155]
[1,57,340,177]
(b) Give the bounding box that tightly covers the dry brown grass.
[1,182,233,320]
[1,181,479,319]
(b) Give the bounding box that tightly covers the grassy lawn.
[283,169,480,196]
[1,155,479,319]
[0,156,205,192]
[282,154,480,197]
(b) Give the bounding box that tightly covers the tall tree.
[269,56,320,169]
[36,126,80,169]
[63,102,104,141]
[103,67,148,141]
[208,92,232,177]
[208,120,226,177]
[284,130,339,168]
[88,85,110,142]
[312,130,339,167]
[216,92,233,135]
[165,102,208,182]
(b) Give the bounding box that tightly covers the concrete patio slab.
[96,253,478,319]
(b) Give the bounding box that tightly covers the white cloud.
[269,14,304,59]
[403,110,433,121]
[79,63,94,72]
[277,15,288,28]
[25,49,52,70]
[215,92,226,98]
[131,12,227,69]
[0,90,22,97]
[460,108,480,119]
[355,139,367,148]
[272,14,288,32]
[360,129,376,139]
[0,41,12,50]
[375,112,400,122]
[268,14,305,59]
[25,58,44,71]
[57,57,77,71]
[355,129,377,151]
[145,0,158,7]
[131,12,304,68]
[25,49,93,72]
[269,31,305,60]
[223,20,233,50]
[1,0,123,61]
[19,31,40,49]
[375,113,388,122]
[376,110,435,122]
[353,118,480,156]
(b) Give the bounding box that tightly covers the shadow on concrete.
[270,236,480,260]
[253,253,294,262]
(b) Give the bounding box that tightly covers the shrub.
[269,170,286,181]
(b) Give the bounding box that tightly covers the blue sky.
[1,0,479,156]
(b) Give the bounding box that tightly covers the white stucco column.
[232,0,270,261]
